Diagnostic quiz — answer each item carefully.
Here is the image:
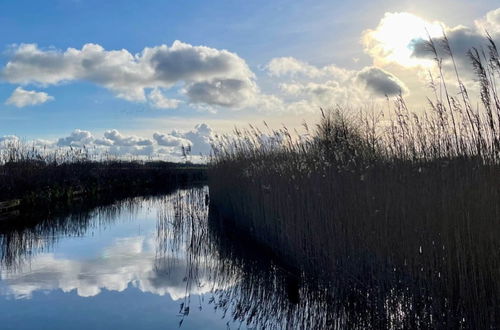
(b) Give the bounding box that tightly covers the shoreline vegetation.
[209,36,500,327]
[0,146,207,212]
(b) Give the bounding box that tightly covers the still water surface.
[0,187,266,329]
[1,186,492,329]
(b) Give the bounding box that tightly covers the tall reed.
[209,36,500,328]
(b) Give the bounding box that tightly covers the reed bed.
[0,142,207,206]
[159,186,447,329]
[208,36,500,327]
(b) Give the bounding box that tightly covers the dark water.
[0,187,229,329]
[0,186,492,329]
[0,187,330,330]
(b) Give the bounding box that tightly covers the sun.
[363,12,444,67]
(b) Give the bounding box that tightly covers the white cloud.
[475,8,500,36]
[2,123,215,161]
[266,57,358,107]
[152,132,191,147]
[100,130,156,157]
[148,88,181,109]
[103,129,153,147]
[266,55,408,109]
[56,129,93,147]
[5,87,53,107]
[172,123,213,155]
[0,41,256,107]
[362,12,444,67]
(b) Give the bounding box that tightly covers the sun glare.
[364,12,443,67]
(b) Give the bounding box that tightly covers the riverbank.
[0,160,207,212]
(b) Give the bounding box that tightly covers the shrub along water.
[209,36,500,327]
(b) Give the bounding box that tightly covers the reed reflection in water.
[0,186,493,329]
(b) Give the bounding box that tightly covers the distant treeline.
[0,147,207,208]
[209,36,500,328]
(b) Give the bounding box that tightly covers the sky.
[0,0,499,160]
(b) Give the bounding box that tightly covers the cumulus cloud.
[152,132,191,148]
[266,55,408,108]
[147,88,181,109]
[171,123,213,155]
[56,129,93,147]
[103,129,153,147]
[0,41,257,107]
[3,123,214,161]
[266,57,357,106]
[356,67,408,96]
[185,78,258,107]
[475,8,500,36]
[56,129,156,157]
[5,87,53,107]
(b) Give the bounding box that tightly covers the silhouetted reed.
[0,142,207,206]
[208,36,500,328]
[160,187,451,329]
[156,187,377,329]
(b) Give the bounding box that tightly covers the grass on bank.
[0,144,207,207]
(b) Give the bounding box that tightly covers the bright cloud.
[362,12,444,67]
[56,129,94,147]
[5,87,54,107]
[363,10,500,70]
[148,88,181,109]
[266,56,407,108]
[1,123,214,161]
[152,132,191,148]
[0,41,256,108]
[103,130,153,147]
[475,8,500,36]
[178,123,213,154]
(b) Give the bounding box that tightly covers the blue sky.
[0,0,499,159]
